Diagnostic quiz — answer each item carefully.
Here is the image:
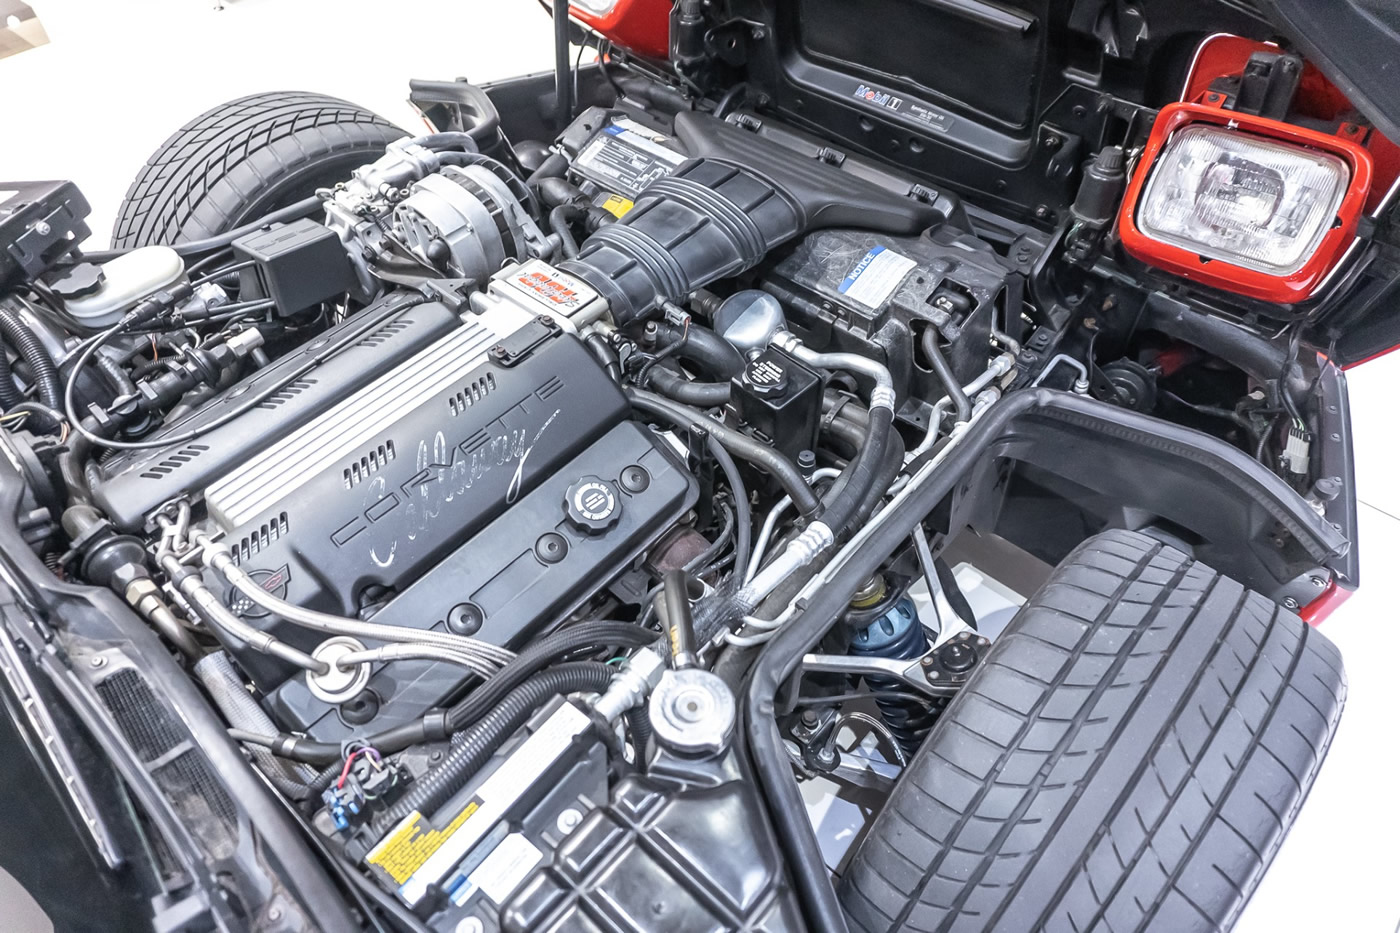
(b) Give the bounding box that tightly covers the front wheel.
[839,528,1345,933]
[112,91,405,248]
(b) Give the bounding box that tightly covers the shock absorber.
[847,575,939,759]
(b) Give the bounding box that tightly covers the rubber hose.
[822,391,870,429]
[550,205,582,260]
[0,347,23,410]
[553,0,574,129]
[627,388,821,518]
[706,432,752,576]
[526,153,569,185]
[663,570,697,665]
[0,306,62,414]
[651,319,744,378]
[822,413,868,457]
[819,406,894,538]
[921,327,971,423]
[377,662,614,832]
[447,621,657,731]
[409,131,479,152]
[649,365,731,406]
[196,653,317,799]
[850,428,905,528]
[94,352,137,400]
[583,332,622,383]
[627,707,653,756]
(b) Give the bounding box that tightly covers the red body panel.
[570,0,670,59]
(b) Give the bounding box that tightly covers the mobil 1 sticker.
[839,246,917,308]
[574,117,686,198]
[852,83,955,133]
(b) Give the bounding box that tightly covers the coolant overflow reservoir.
[64,245,185,327]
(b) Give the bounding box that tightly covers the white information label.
[838,246,917,308]
[469,833,544,906]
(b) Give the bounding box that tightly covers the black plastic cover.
[267,421,696,738]
[92,293,460,530]
[223,332,628,690]
[0,180,91,286]
[730,346,823,462]
[232,219,356,315]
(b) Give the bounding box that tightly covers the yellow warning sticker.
[600,194,634,218]
[366,802,479,885]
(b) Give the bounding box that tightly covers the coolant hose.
[0,306,63,420]
[650,319,745,378]
[627,387,822,518]
[196,653,317,798]
[446,621,657,731]
[648,365,731,406]
[818,406,894,537]
[550,205,583,260]
[921,327,972,423]
[376,662,614,832]
[851,427,906,528]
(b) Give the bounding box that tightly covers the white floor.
[1,1,1396,929]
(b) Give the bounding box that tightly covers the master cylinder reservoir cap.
[306,636,371,704]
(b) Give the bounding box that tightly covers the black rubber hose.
[526,153,569,186]
[93,352,137,400]
[626,707,653,756]
[705,431,751,576]
[584,332,621,383]
[822,413,868,457]
[377,662,614,831]
[663,570,697,665]
[0,306,62,412]
[628,387,821,518]
[651,319,744,378]
[408,131,479,152]
[850,427,906,528]
[820,406,894,537]
[921,327,971,423]
[0,346,22,410]
[447,621,657,731]
[649,365,731,406]
[550,205,582,259]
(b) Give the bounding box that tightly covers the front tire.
[112,91,404,247]
[839,529,1345,933]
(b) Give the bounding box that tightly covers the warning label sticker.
[366,802,480,885]
[574,117,686,198]
[838,246,917,308]
[503,260,595,312]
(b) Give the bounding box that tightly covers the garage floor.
[1,1,1395,930]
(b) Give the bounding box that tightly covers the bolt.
[1311,576,1327,588]
[90,656,106,669]
[33,221,51,236]
[928,670,940,679]
[268,908,282,922]
[1034,205,1051,220]
[1043,134,1061,149]
[1208,93,1221,103]
[1283,597,1300,610]
[1072,105,1087,118]
[456,919,485,933]
[921,656,935,667]
[556,808,584,835]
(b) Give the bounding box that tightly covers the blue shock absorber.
[848,578,939,759]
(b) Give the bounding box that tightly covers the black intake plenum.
[560,113,956,323]
[560,159,801,323]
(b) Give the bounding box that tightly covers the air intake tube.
[559,160,804,324]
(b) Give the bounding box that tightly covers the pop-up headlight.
[1119,103,1374,303]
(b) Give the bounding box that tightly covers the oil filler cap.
[564,475,621,535]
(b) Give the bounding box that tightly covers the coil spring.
[849,592,938,759]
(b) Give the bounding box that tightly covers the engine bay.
[0,35,1366,930]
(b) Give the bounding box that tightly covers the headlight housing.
[1119,103,1374,303]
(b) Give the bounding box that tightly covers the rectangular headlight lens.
[1137,125,1350,276]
